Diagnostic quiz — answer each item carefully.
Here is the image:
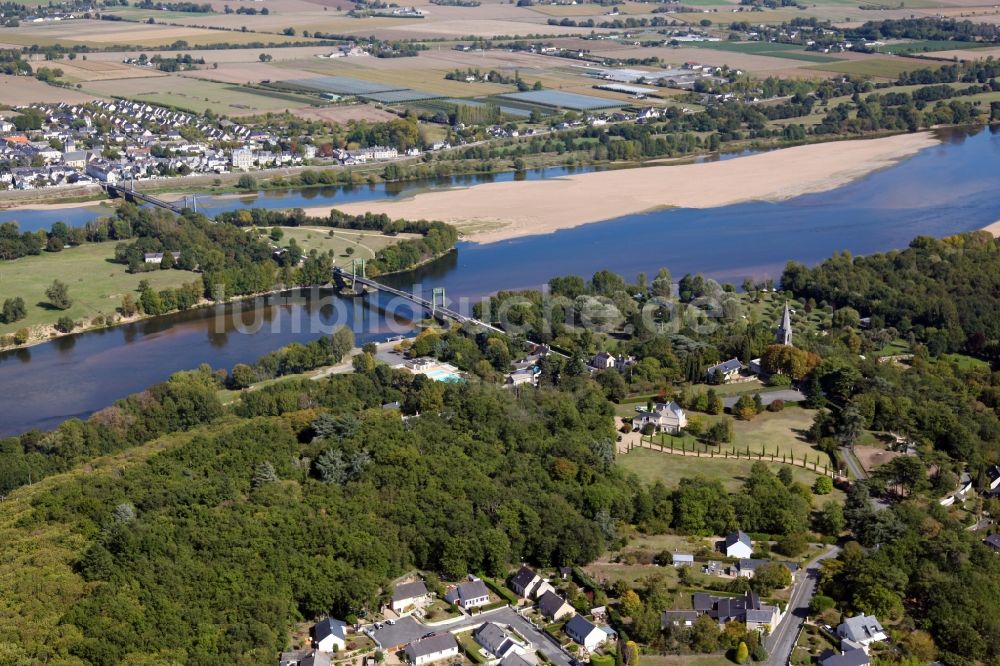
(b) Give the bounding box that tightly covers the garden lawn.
[0,242,199,336]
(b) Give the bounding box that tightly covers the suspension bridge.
[332,261,504,334]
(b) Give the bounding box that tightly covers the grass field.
[273,226,416,260]
[617,448,843,508]
[0,242,199,337]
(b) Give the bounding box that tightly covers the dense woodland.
[5,227,1000,664]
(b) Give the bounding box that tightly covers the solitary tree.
[45,280,72,310]
[735,641,749,664]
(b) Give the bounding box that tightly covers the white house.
[509,565,553,599]
[392,580,429,614]
[405,633,459,666]
[537,590,575,622]
[590,351,616,369]
[445,577,491,609]
[313,618,347,652]
[632,401,687,434]
[564,615,606,651]
[724,530,753,559]
[672,553,694,567]
[837,615,887,653]
[231,147,254,171]
[986,465,1000,491]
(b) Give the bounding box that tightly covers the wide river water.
[1,126,999,436]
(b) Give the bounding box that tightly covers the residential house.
[706,358,742,383]
[632,401,687,434]
[668,591,781,633]
[537,590,575,622]
[837,615,887,652]
[392,580,429,614]
[564,615,607,651]
[404,633,459,666]
[300,652,334,666]
[820,647,871,666]
[509,565,553,599]
[231,148,254,171]
[723,530,753,559]
[313,617,347,652]
[85,160,120,184]
[735,559,798,579]
[985,534,1000,552]
[473,622,527,659]
[660,610,700,628]
[501,654,535,666]
[445,577,491,609]
[590,351,616,370]
[986,465,1000,491]
[672,553,694,567]
[144,251,182,264]
[505,366,539,387]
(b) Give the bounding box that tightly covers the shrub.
[809,595,836,615]
[813,476,833,495]
[13,328,30,345]
[767,399,785,412]
[55,316,75,333]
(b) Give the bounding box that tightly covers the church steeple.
[776,302,793,346]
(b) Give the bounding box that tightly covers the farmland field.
[44,59,168,84]
[81,75,319,116]
[0,75,99,105]
[0,241,200,337]
[685,41,844,63]
[807,58,930,79]
[870,39,994,54]
[0,19,324,49]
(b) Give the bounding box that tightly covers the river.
[1,125,998,436]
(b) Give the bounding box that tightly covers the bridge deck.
[105,184,185,213]
[334,268,504,334]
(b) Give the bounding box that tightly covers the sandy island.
[318,133,939,244]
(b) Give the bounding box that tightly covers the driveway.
[722,389,804,410]
[764,545,840,666]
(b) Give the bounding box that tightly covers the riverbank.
[327,133,940,244]
[983,219,1000,237]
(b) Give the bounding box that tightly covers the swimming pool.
[425,369,463,383]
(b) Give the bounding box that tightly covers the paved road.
[839,446,867,480]
[764,545,841,666]
[438,607,573,666]
[838,447,890,512]
[722,389,805,410]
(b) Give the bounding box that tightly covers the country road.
[764,544,841,666]
[839,446,867,479]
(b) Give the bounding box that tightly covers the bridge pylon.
[351,258,366,279]
[431,287,446,313]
